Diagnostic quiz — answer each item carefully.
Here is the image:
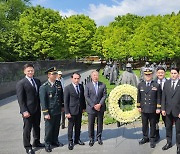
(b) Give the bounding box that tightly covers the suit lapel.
[70,83,79,97]
[97,82,102,96]
[172,80,180,97]
[25,78,37,93]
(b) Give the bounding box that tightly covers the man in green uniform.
[39,67,64,152]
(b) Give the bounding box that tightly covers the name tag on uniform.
[152,87,157,90]
[58,86,61,89]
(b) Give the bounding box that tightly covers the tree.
[0,0,29,61]
[91,26,106,58]
[101,14,143,61]
[18,5,68,60]
[65,14,96,58]
[129,14,180,62]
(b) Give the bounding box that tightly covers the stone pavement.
[0,69,177,154]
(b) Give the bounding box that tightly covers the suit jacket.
[154,78,167,104]
[85,81,107,114]
[161,79,180,117]
[64,83,86,115]
[137,80,161,113]
[16,77,41,115]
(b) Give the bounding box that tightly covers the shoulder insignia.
[43,81,48,86]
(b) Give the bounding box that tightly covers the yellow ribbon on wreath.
[108,84,140,123]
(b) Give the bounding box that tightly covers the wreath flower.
[108,84,140,123]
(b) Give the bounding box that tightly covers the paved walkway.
[0,69,177,154]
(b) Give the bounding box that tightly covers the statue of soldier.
[117,63,138,87]
[162,62,167,71]
[150,62,157,80]
[109,61,119,85]
[103,64,110,79]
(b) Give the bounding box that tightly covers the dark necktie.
[76,85,80,95]
[31,78,37,91]
[147,82,150,87]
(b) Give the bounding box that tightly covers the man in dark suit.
[137,67,161,148]
[39,67,64,153]
[161,68,180,154]
[154,66,167,141]
[16,63,44,154]
[85,70,107,147]
[64,72,86,150]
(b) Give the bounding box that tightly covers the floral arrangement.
[108,84,140,123]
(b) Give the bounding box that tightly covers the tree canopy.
[0,0,179,65]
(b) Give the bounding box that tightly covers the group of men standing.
[16,63,107,154]
[137,66,180,154]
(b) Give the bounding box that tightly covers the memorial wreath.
[108,84,140,123]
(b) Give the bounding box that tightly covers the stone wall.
[0,60,89,99]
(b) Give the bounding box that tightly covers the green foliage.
[0,1,179,64]
[0,0,29,61]
[65,14,97,58]
[18,5,68,60]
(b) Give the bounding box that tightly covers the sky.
[31,0,180,26]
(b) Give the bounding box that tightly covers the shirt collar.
[146,80,152,84]
[92,81,98,85]
[48,79,55,86]
[72,83,79,88]
[171,79,179,83]
[26,75,32,79]
[158,78,166,82]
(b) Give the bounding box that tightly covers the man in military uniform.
[39,67,64,152]
[137,68,161,148]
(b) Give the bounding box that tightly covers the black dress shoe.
[162,143,172,150]
[45,145,52,152]
[97,138,103,145]
[150,142,155,148]
[26,149,35,154]
[89,139,94,147]
[68,142,74,150]
[32,142,45,147]
[139,138,149,145]
[74,140,85,145]
[52,142,64,147]
[177,147,180,154]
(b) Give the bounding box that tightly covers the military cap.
[126,63,132,68]
[144,67,153,75]
[45,67,57,75]
[57,71,62,75]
